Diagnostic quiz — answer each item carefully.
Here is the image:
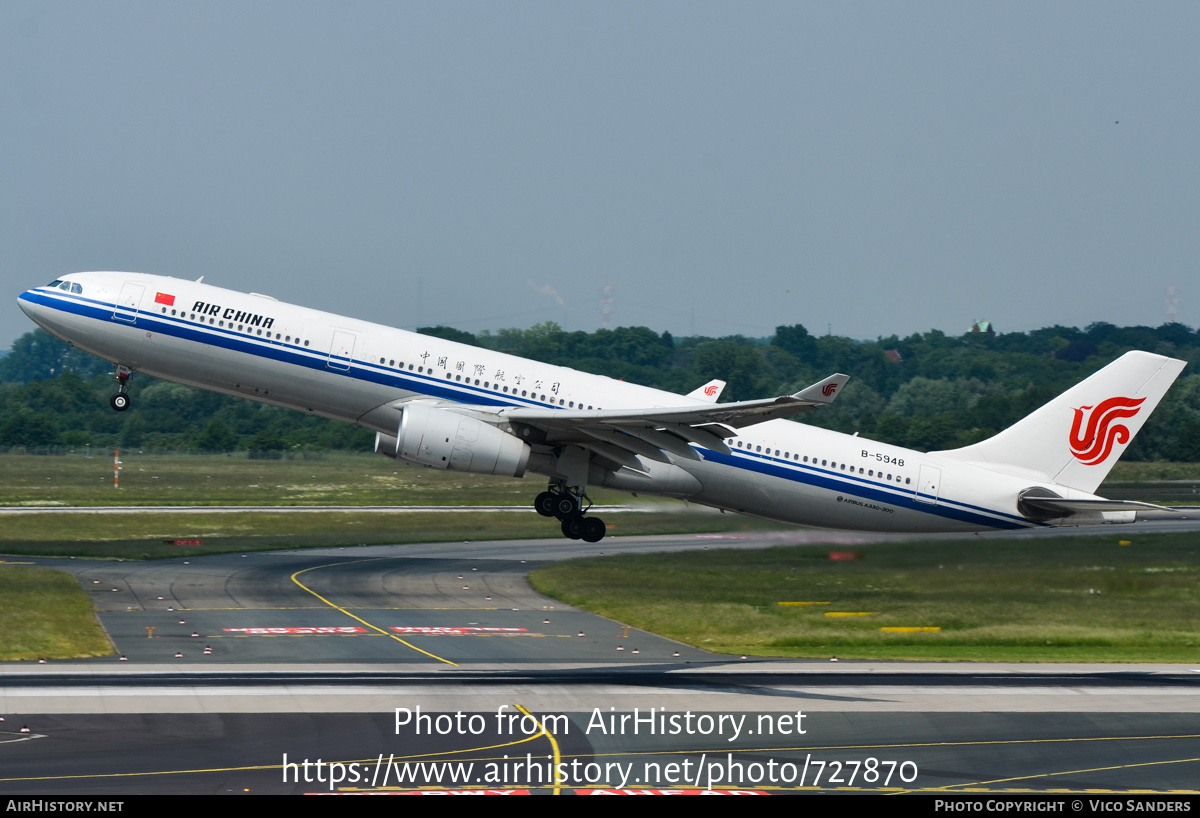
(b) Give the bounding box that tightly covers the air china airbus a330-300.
[18,272,1186,542]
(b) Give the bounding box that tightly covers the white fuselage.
[18,272,1100,533]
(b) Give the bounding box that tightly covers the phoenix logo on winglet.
[821,383,838,397]
[1069,396,1145,465]
[703,384,719,397]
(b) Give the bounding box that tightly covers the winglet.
[686,379,727,403]
[792,373,850,404]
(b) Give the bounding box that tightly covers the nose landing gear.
[110,366,132,412]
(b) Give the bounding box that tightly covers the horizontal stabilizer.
[1019,496,1172,516]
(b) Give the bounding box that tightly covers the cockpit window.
[47,279,63,287]
[71,283,83,294]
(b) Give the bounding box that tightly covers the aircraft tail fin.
[687,379,727,403]
[933,351,1185,494]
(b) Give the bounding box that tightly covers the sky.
[2,2,1198,350]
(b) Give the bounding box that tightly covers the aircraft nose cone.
[17,289,50,329]
[18,290,39,318]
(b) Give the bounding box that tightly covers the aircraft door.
[112,283,145,323]
[914,464,942,505]
[327,330,356,371]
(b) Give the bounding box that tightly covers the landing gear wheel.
[581,517,606,543]
[534,491,557,517]
[561,515,584,540]
[553,494,578,520]
[110,393,130,412]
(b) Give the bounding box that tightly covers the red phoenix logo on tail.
[1069,396,1145,465]
[821,383,838,397]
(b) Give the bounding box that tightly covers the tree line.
[2,321,1198,459]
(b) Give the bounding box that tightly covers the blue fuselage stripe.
[24,288,1032,531]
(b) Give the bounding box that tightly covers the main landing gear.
[109,366,131,412]
[534,485,606,543]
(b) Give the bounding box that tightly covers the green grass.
[3,453,1196,508]
[0,565,112,660]
[0,452,792,558]
[530,531,1200,661]
[0,510,788,560]
[0,451,635,507]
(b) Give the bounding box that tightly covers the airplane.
[17,272,1187,542]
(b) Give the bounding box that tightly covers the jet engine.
[375,402,531,477]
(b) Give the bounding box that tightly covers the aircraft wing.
[482,373,849,466]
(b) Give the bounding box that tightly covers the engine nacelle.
[376,402,531,477]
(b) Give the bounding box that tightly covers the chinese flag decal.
[154,292,176,306]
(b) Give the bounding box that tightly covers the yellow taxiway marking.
[907,755,1200,795]
[570,732,1200,761]
[3,726,1195,794]
[0,706,552,786]
[290,559,458,666]
[515,704,564,796]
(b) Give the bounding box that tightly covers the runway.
[2,529,1200,795]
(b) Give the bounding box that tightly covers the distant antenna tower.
[1166,284,1179,324]
[600,279,615,329]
